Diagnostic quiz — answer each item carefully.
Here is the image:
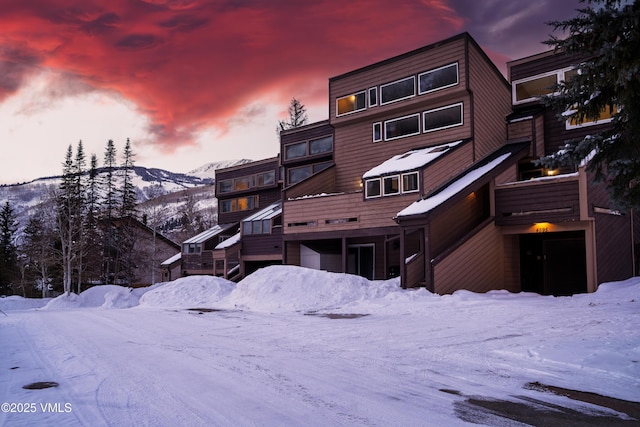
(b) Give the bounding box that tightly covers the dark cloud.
[0,0,581,153]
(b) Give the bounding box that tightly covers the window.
[257,171,275,187]
[242,221,251,235]
[252,220,262,234]
[285,142,307,159]
[383,175,400,196]
[365,179,381,198]
[423,102,463,132]
[218,179,233,193]
[337,91,366,116]
[566,104,618,129]
[380,76,415,105]
[372,122,382,142]
[384,114,420,141]
[368,87,377,107]
[234,176,250,191]
[419,63,458,94]
[309,136,333,155]
[288,165,312,185]
[219,196,257,213]
[402,172,419,193]
[242,218,274,235]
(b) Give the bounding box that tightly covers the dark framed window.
[423,103,463,133]
[419,63,458,94]
[384,114,420,141]
[337,91,366,116]
[380,76,415,105]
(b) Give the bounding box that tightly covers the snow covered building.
[277,32,638,295]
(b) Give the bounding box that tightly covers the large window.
[419,63,458,94]
[512,68,577,104]
[384,114,420,141]
[380,76,415,105]
[337,91,366,116]
[566,104,618,129]
[218,171,277,194]
[287,161,332,185]
[423,103,463,133]
[220,196,257,213]
[284,135,333,161]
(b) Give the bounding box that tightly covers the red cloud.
[0,0,464,152]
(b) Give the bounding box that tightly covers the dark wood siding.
[495,179,580,226]
[284,165,336,199]
[509,51,583,82]
[242,227,283,257]
[467,40,511,161]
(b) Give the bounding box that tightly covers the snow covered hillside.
[1,266,639,426]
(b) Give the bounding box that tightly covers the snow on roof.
[397,153,511,218]
[161,252,181,266]
[242,201,282,222]
[183,223,235,244]
[215,232,241,250]
[362,141,462,179]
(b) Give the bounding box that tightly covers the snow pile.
[0,295,51,311]
[139,276,235,308]
[227,265,402,312]
[43,285,152,310]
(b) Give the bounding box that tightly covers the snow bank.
[227,265,402,312]
[139,276,235,308]
[43,285,154,310]
[0,295,51,311]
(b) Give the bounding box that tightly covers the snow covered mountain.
[0,159,251,241]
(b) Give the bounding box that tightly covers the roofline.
[279,119,331,136]
[215,156,280,174]
[329,32,472,82]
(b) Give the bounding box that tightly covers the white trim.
[380,76,416,105]
[372,122,382,143]
[418,62,459,95]
[423,102,463,133]
[401,172,420,193]
[368,87,378,107]
[365,178,382,199]
[382,175,401,196]
[512,67,574,105]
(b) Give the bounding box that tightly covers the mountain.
[0,159,251,242]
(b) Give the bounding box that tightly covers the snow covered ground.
[1,266,639,426]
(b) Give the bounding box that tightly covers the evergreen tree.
[83,154,102,285]
[103,139,118,220]
[120,138,137,218]
[22,205,57,297]
[277,98,308,133]
[0,201,19,295]
[541,0,640,210]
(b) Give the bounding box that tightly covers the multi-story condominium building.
[279,32,637,295]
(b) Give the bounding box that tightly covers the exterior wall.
[329,35,473,195]
[495,177,581,226]
[508,50,577,82]
[423,142,473,196]
[502,234,520,291]
[182,252,213,275]
[284,166,336,200]
[433,221,507,294]
[216,157,280,224]
[241,227,283,258]
[467,39,511,160]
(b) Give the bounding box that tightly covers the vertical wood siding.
[433,222,505,294]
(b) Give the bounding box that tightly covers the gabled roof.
[182,223,236,244]
[362,141,463,179]
[242,201,282,222]
[396,142,529,220]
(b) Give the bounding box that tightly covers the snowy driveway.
[1,268,639,426]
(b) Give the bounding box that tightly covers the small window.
[402,172,419,193]
[257,171,276,187]
[383,175,400,196]
[385,114,420,141]
[242,221,252,235]
[252,220,262,234]
[513,73,558,103]
[423,103,463,133]
[419,63,458,94]
[285,142,307,160]
[218,179,233,193]
[368,87,377,107]
[262,219,271,234]
[372,122,382,142]
[365,179,381,198]
[380,76,415,105]
[337,91,366,116]
[234,176,251,191]
[220,200,232,213]
[309,136,333,155]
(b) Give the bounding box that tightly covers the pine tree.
[120,138,137,218]
[277,98,308,133]
[22,205,57,298]
[103,139,118,220]
[540,0,640,210]
[0,201,19,295]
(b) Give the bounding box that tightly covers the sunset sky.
[0,0,583,184]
